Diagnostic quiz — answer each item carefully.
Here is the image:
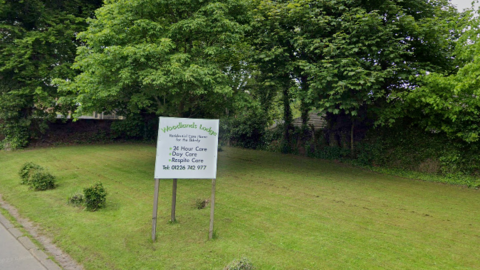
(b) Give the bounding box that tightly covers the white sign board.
[154,117,219,179]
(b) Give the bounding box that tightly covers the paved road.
[0,212,59,270]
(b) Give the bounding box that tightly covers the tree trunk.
[300,76,310,127]
[350,122,354,155]
[282,82,292,153]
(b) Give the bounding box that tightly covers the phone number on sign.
[163,165,207,170]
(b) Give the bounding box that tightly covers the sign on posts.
[154,117,219,179]
[152,117,219,241]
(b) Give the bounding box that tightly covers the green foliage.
[18,162,42,185]
[379,8,480,143]
[249,0,303,149]
[30,170,56,191]
[0,87,31,150]
[194,199,208,210]
[18,161,55,191]
[264,125,319,155]
[250,0,460,147]
[221,110,269,149]
[110,114,157,141]
[0,125,29,150]
[355,141,384,167]
[0,0,103,149]
[367,166,480,188]
[317,0,458,121]
[67,193,85,207]
[313,146,350,161]
[260,118,480,186]
[19,162,56,191]
[353,122,480,183]
[223,257,254,270]
[262,127,283,152]
[57,0,251,119]
[111,116,145,139]
[83,182,107,211]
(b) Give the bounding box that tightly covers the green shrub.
[0,116,30,150]
[314,146,350,160]
[111,114,157,141]
[358,122,480,177]
[224,257,254,270]
[195,199,208,209]
[67,193,85,207]
[30,170,56,191]
[263,128,283,152]
[355,140,384,166]
[18,162,42,185]
[221,110,269,149]
[84,182,107,211]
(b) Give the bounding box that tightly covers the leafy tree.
[0,0,102,149]
[249,0,308,152]
[384,8,480,142]
[56,0,251,121]
[311,0,459,113]
[292,0,461,148]
[248,0,461,152]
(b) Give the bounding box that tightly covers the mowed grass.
[0,144,479,269]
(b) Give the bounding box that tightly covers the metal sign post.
[209,178,216,240]
[152,179,160,241]
[171,179,178,222]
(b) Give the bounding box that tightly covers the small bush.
[224,257,254,270]
[18,162,42,185]
[314,146,350,160]
[68,193,85,207]
[84,182,107,211]
[221,110,269,149]
[30,170,56,191]
[18,162,56,190]
[195,199,208,209]
[110,114,158,141]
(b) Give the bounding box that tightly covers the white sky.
[450,0,479,11]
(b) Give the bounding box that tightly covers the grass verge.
[0,144,479,269]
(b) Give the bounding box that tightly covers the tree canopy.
[0,0,102,148]
[385,8,480,142]
[56,0,251,119]
[1,0,479,149]
[246,0,462,150]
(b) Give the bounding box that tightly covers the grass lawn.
[0,144,479,269]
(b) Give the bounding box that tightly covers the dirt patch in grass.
[418,158,441,174]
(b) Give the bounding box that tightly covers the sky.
[450,0,479,11]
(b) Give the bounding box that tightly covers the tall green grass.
[0,145,478,269]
